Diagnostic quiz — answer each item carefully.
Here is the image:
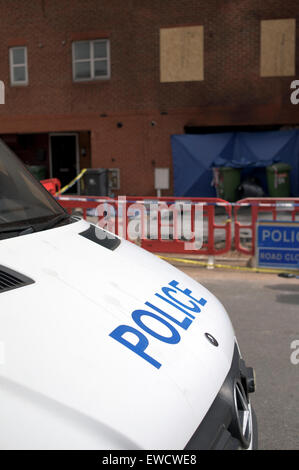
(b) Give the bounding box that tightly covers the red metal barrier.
[56,195,299,257]
[56,195,232,256]
[41,178,61,196]
[234,197,299,255]
[57,195,112,220]
[132,197,231,255]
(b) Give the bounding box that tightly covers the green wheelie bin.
[266,162,291,197]
[214,167,241,202]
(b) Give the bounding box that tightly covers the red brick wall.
[0,0,298,195]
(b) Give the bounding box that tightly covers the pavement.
[171,264,299,450]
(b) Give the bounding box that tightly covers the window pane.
[74,61,91,79]
[12,48,25,65]
[94,41,107,59]
[13,66,26,82]
[94,60,108,77]
[74,41,90,60]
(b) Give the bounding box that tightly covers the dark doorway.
[50,134,78,193]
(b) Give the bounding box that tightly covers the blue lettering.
[145,301,192,330]
[109,281,208,369]
[132,309,181,344]
[169,280,207,307]
[161,287,203,312]
[109,325,161,369]
[155,293,196,319]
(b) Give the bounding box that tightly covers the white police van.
[0,141,257,450]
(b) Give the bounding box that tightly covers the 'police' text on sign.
[257,221,299,269]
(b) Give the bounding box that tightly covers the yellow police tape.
[159,255,299,275]
[56,168,87,195]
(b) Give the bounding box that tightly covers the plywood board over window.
[160,26,204,82]
[260,19,296,77]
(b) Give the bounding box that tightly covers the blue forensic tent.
[171,130,299,197]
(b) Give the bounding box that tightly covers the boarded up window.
[160,26,204,82]
[260,19,296,77]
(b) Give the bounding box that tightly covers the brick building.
[0,0,298,195]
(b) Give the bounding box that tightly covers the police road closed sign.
[256,221,299,269]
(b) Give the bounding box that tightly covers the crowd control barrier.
[56,195,112,220]
[56,195,232,256]
[129,197,232,255]
[234,197,299,255]
[55,194,299,258]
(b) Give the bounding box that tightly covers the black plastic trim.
[0,266,35,294]
[185,344,258,450]
[79,225,121,251]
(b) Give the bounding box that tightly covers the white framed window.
[9,46,28,85]
[72,39,110,82]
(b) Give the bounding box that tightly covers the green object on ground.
[215,167,241,202]
[27,165,47,181]
[266,162,291,197]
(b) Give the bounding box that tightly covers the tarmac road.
[178,266,299,450]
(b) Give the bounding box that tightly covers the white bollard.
[207,255,215,269]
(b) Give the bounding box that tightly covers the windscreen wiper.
[0,224,33,234]
[0,213,70,236]
[20,213,70,235]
